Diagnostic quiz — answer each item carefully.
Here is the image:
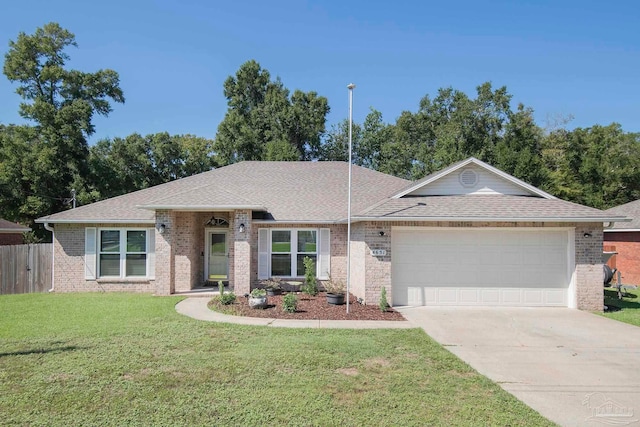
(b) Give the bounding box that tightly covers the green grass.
[602,287,640,327]
[0,293,555,426]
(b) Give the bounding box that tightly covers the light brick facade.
[249,223,348,287]
[52,223,157,293]
[49,215,604,311]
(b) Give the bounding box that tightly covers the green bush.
[301,256,318,296]
[379,287,389,312]
[218,293,236,305]
[283,293,298,313]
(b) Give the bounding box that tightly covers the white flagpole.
[346,83,355,314]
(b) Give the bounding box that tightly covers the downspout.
[604,222,616,229]
[43,222,55,292]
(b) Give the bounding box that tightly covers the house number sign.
[370,249,387,257]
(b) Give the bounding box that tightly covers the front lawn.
[0,293,554,426]
[602,287,640,327]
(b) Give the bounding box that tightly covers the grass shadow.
[0,344,88,358]
[604,288,640,310]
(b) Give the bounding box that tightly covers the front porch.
[154,209,252,296]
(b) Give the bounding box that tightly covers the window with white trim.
[98,229,148,277]
[269,229,317,277]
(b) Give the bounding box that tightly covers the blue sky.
[0,0,638,144]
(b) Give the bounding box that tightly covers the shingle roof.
[0,218,31,232]
[605,200,640,230]
[37,162,410,223]
[356,195,627,222]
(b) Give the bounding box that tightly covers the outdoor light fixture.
[158,224,166,234]
[584,232,592,238]
[379,231,385,236]
[239,223,246,233]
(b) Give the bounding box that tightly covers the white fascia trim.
[136,204,266,211]
[252,220,339,224]
[392,157,556,200]
[350,216,629,223]
[604,228,640,232]
[34,219,155,224]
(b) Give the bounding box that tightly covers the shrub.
[301,256,318,296]
[323,276,345,294]
[379,287,389,312]
[250,288,266,298]
[261,277,282,290]
[218,280,225,295]
[283,293,298,313]
[218,293,236,305]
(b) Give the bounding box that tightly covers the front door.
[207,231,228,281]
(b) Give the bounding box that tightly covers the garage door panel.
[392,228,570,307]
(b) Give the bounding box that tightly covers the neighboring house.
[36,158,627,311]
[603,200,640,285]
[0,218,30,246]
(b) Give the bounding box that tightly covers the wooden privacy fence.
[0,244,52,294]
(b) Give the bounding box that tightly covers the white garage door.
[391,228,570,307]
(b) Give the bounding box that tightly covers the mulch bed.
[209,292,406,321]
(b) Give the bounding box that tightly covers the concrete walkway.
[175,297,413,329]
[396,306,640,427]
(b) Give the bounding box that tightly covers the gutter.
[35,219,154,225]
[43,222,55,292]
[347,216,632,223]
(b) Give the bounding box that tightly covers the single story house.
[36,158,627,311]
[603,200,640,285]
[0,218,30,246]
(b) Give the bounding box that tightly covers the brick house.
[36,158,627,311]
[0,218,30,246]
[603,200,640,285]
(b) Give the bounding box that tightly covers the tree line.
[1,23,639,240]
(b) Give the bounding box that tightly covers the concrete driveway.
[397,307,640,427]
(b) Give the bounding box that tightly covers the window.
[98,229,148,277]
[258,228,329,280]
[269,229,317,277]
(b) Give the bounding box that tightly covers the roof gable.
[393,157,555,199]
[37,161,410,224]
[605,199,640,230]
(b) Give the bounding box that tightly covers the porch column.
[233,210,251,295]
[155,210,175,295]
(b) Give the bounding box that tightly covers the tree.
[316,119,362,162]
[1,22,124,227]
[214,60,329,164]
[494,103,548,189]
[85,133,215,201]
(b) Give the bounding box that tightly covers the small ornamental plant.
[250,288,267,298]
[379,287,389,312]
[301,256,318,296]
[262,277,282,290]
[216,281,236,305]
[324,276,345,295]
[283,293,298,313]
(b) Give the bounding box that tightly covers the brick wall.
[233,210,251,295]
[0,233,24,246]
[250,223,348,290]
[52,223,156,293]
[574,223,603,311]
[604,231,640,285]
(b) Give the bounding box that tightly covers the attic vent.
[459,169,478,187]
